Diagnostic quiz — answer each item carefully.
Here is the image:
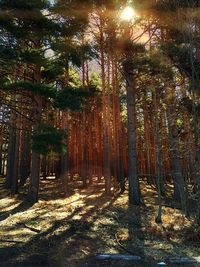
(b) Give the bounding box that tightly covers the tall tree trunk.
[191,92,200,224]
[99,16,111,194]
[27,62,42,202]
[27,144,41,202]
[165,86,187,212]
[195,145,200,225]
[124,63,140,205]
[82,112,88,186]
[19,129,31,186]
[0,126,3,175]
[61,112,68,195]
[11,114,20,194]
[152,91,163,223]
[41,156,47,180]
[5,113,16,189]
[143,93,151,181]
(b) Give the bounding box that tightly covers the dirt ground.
[0,176,200,267]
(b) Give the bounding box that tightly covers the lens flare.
[120,6,136,21]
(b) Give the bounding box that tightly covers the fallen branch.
[115,233,142,257]
[17,223,41,233]
[0,239,24,243]
[165,257,198,265]
[96,254,141,261]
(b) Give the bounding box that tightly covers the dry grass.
[0,177,200,267]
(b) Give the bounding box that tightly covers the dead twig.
[17,222,41,233]
[115,233,141,257]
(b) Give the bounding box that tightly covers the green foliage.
[32,123,67,156]
[120,40,145,57]
[0,1,57,40]
[52,0,89,37]
[68,67,82,87]
[2,80,97,110]
[122,51,173,79]
[51,42,81,67]
[181,97,200,115]
[54,86,95,111]
[3,81,56,98]
[0,45,17,78]
[41,59,64,82]
[147,54,173,78]
[80,43,98,61]
[161,43,200,90]
[51,42,97,68]
[154,0,200,12]
[0,45,18,63]
[0,0,94,109]
[0,0,50,10]
[20,49,47,65]
[150,0,200,96]
[89,71,101,89]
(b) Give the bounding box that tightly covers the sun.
[120,6,136,21]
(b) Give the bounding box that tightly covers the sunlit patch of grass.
[0,178,200,267]
[0,197,20,212]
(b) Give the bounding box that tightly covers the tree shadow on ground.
[1,177,200,267]
[0,200,34,222]
[0,197,169,266]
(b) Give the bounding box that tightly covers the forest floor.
[0,176,200,267]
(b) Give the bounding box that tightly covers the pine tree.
[0,0,93,202]
[149,0,200,223]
